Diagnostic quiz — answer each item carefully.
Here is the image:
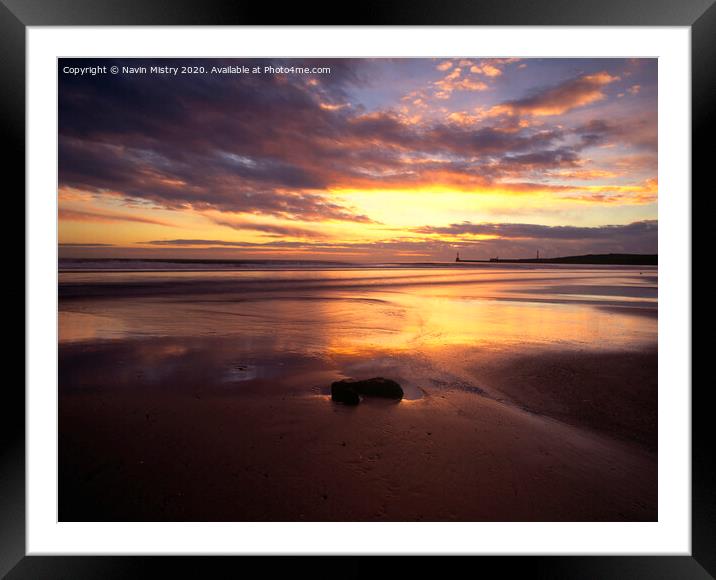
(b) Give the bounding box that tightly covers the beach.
[58,262,658,521]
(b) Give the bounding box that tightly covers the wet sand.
[59,354,656,522]
[59,264,657,521]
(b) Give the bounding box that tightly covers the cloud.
[58,59,654,231]
[59,136,375,222]
[470,63,502,77]
[413,220,658,256]
[210,216,331,238]
[60,60,580,206]
[415,219,657,241]
[144,238,354,250]
[574,117,657,152]
[488,72,619,117]
[499,147,581,171]
[59,242,115,247]
[58,207,175,226]
[142,219,657,259]
[59,58,379,223]
[147,239,265,247]
[433,67,489,99]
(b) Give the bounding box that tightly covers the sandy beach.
[59,263,657,521]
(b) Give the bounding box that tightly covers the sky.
[58,58,657,261]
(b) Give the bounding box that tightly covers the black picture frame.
[6,1,707,577]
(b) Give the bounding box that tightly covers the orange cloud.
[471,63,502,77]
[59,207,175,226]
[434,67,489,99]
[446,111,483,126]
[560,178,657,204]
[209,215,330,239]
[319,102,350,111]
[550,168,620,180]
[488,72,620,117]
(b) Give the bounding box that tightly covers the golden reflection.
[59,268,657,355]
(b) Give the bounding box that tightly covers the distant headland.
[455,253,658,266]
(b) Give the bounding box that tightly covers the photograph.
[57,56,659,523]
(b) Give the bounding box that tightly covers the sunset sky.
[58,58,657,261]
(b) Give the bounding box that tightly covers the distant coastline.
[57,253,658,272]
[456,253,658,266]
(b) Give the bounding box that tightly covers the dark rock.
[331,382,360,405]
[331,377,403,403]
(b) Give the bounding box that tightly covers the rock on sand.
[331,377,403,405]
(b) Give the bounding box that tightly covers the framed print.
[7,0,709,577]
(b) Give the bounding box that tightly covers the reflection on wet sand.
[59,265,657,521]
[60,266,656,349]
